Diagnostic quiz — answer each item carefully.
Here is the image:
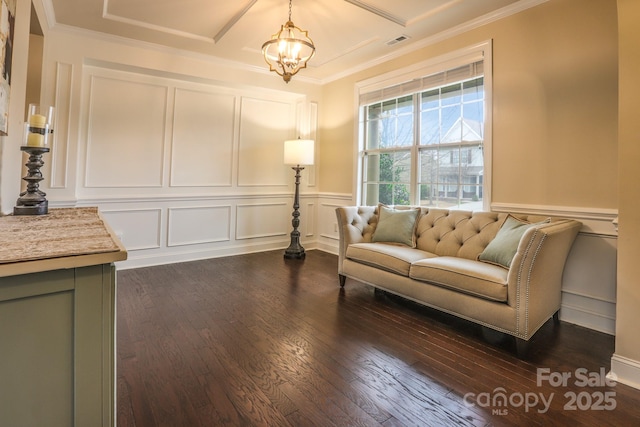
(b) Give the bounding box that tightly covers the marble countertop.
[0,207,127,277]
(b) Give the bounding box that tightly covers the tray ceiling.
[44,0,540,82]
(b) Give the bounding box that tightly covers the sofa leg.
[339,274,346,287]
[515,337,530,358]
[553,311,560,324]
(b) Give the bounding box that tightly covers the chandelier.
[261,0,316,83]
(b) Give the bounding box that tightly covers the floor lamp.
[283,138,314,259]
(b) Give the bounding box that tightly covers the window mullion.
[411,93,420,205]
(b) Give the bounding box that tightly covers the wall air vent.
[386,35,410,46]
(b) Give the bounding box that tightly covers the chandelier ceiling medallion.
[261,0,316,83]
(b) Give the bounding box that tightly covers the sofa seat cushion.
[409,257,508,302]
[346,243,436,277]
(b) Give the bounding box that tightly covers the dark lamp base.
[284,164,306,260]
[284,243,306,259]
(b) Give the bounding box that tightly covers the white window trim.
[353,40,493,210]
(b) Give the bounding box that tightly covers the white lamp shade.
[284,139,315,165]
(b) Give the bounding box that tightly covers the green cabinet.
[0,208,126,427]
[0,264,117,427]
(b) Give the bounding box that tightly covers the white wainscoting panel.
[237,97,292,187]
[50,62,73,189]
[318,201,346,241]
[314,194,354,254]
[304,201,315,237]
[167,206,231,246]
[101,208,162,251]
[236,203,289,240]
[560,233,617,334]
[170,89,235,187]
[85,76,167,187]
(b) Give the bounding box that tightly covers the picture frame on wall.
[0,0,15,136]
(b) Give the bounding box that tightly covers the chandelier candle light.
[14,104,55,216]
[283,138,314,259]
[262,0,316,83]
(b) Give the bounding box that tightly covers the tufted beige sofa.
[335,206,582,351]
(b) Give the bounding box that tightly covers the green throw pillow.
[478,216,549,268]
[371,205,420,248]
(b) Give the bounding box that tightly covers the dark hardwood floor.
[116,250,640,426]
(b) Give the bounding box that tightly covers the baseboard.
[559,305,615,335]
[559,291,616,335]
[609,354,640,390]
[115,241,291,270]
[315,240,339,255]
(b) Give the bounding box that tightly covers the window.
[357,44,491,210]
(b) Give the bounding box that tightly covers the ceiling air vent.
[386,35,410,46]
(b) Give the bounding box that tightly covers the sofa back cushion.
[415,209,507,260]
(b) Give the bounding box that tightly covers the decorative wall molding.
[74,192,317,204]
[50,62,73,189]
[237,97,295,187]
[304,202,316,237]
[100,208,162,251]
[93,197,300,269]
[235,202,289,240]
[167,206,232,247]
[491,202,618,237]
[169,89,236,187]
[84,75,168,188]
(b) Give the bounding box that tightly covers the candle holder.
[14,146,50,215]
[14,104,55,216]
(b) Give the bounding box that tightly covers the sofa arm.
[506,219,582,339]
[335,206,378,275]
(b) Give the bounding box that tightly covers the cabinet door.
[0,269,75,427]
[0,264,116,427]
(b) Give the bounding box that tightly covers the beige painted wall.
[616,0,640,368]
[25,34,43,109]
[319,0,618,212]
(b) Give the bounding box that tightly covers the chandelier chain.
[288,0,293,22]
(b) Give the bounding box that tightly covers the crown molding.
[320,0,549,84]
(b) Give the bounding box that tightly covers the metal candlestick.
[14,104,55,215]
[14,146,50,215]
[284,165,306,259]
